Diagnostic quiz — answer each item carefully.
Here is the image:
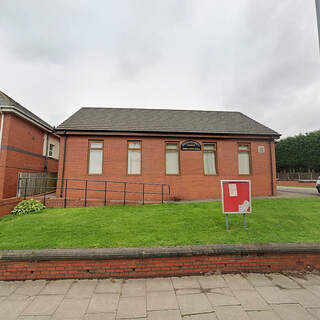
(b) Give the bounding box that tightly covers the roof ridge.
[79,106,240,113]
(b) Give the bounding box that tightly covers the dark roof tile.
[57,107,280,136]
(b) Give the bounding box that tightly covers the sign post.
[221,180,251,229]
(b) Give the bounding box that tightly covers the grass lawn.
[0,198,319,250]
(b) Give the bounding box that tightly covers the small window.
[203,143,217,175]
[128,141,141,175]
[88,141,103,175]
[49,144,54,157]
[166,142,179,175]
[238,144,251,174]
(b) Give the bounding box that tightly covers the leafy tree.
[276,130,320,172]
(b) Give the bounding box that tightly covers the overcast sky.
[0,0,319,138]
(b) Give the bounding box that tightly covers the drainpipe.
[44,132,49,173]
[0,111,4,151]
[269,140,274,196]
[60,131,68,197]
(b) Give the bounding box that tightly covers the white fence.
[277,171,320,181]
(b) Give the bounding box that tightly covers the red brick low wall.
[0,197,21,216]
[0,253,319,281]
[277,180,316,188]
[0,244,319,280]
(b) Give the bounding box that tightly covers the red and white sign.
[221,180,251,214]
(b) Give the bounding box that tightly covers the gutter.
[56,128,281,138]
[0,105,52,133]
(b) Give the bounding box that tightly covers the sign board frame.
[220,180,251,229]
[181,140,201,151]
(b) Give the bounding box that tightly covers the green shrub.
[11,199,45,216]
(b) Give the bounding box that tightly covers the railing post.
[64,179,68,208]
[161,184,164,204]
[142,184,145,205]
[24,176,28,200]
[123,182,127,205]
[85,180,88,207]
[43,174,48,206]
[104,181,107,206]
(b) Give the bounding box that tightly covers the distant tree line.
[276,130,320,172]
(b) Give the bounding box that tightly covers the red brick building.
[55,107,280,202]
[0,91,59,199]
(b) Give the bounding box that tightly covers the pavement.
[276,186,320,198]
[1,272,320,319]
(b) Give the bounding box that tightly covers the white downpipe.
[0,112,4,151]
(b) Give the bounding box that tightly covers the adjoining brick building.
[55,107,280,202]
[0,91,59,199]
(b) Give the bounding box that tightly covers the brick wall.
[0,197,21,217]
[0,113,59,199]
[57,135,276,201]
[0,252,319,281]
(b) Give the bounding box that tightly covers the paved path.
[277,186,319,198]
[1,272,320,319]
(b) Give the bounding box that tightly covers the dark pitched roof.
[57,107,280,137]
[0,91,52,131]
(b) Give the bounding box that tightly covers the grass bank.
[0,198,319,250]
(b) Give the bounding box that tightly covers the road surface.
[277,186,319,198]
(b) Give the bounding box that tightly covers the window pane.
[128,141,140,149]
[238,152,250,174]
[128,149,141,174]
[90,142,103,149]
[166,143,178,150]
[204,151,216,174]
[204,144,215,151]
[238,144,249,151]
[166,149,179,174]
[89,149,103,174]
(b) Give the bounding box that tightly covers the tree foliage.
[276,130,320,172]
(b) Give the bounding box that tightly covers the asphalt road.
[277,185,320,198]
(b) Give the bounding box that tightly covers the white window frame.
[165,142,180,175]
[127,140,142,175]
[238,143,251,175]
[203,143,217,175]
[88,140,104,175]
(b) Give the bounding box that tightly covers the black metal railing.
[17,176,171,208]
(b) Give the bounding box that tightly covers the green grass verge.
[0,198,319,250]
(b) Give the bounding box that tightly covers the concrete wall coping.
[0,243,319,262]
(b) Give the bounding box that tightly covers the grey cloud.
[0,0,319,137]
